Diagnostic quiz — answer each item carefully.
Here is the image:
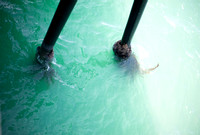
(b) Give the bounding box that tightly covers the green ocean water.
[1,0,200,134]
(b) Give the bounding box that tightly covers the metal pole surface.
[121,0,148,46]
[41,0,77,52]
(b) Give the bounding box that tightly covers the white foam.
[101,22,118,28]
[164,16,176,28]
[185,51,194,59]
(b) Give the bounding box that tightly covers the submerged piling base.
[36,46,54,66]
[113,40,132,59]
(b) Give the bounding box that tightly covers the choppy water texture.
[1,0,200,134]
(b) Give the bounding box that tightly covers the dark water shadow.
[115,53,141,78]
[21,58,57,84]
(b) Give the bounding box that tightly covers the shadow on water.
[30,59,56,84]
[115,52,159,78]
[115,53,141,77]
[19,51,57,84]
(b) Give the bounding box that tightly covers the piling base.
[36,46,54,65]
[113,40,132,59]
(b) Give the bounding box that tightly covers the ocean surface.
[1,0,200,134]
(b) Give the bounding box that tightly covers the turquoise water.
[1,0,200,134]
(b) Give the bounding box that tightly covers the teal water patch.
[1,0,200,134]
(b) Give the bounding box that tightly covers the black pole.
[113,0,148,59]
[121,0,148,46]
[37,0,77,64]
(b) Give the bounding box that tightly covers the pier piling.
[113,0,148,59]
[36,0,77,65]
